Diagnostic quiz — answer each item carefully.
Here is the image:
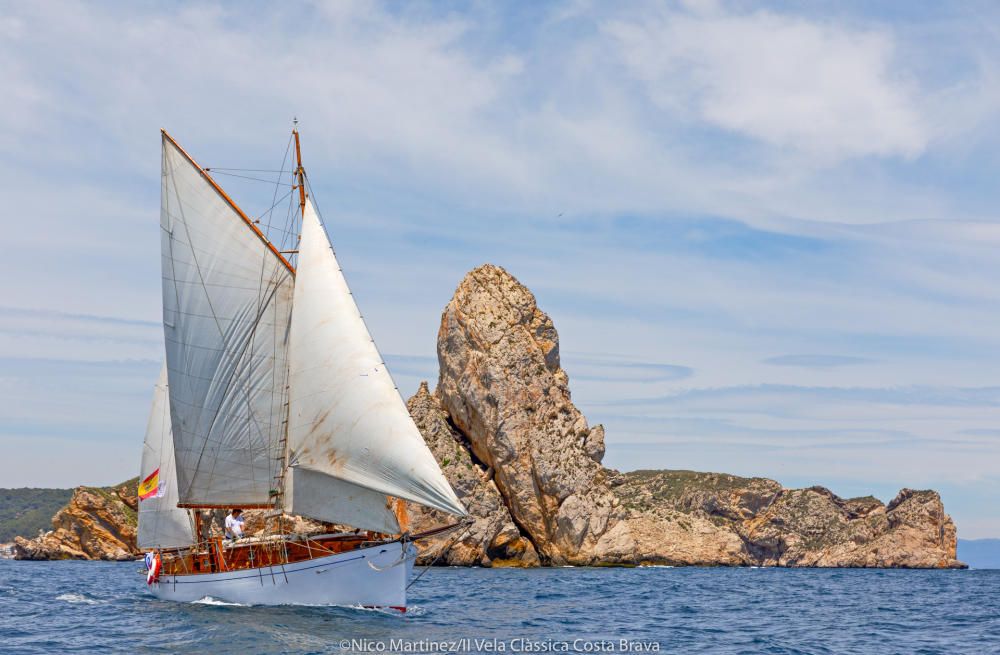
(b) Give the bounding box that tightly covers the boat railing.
[155,530,394,577]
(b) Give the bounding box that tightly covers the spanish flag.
[139,468,161,501]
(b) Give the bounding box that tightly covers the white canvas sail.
[138,364,194,549]
[160,133,294,506]
[283,467,400,534]
[285,199,467,520]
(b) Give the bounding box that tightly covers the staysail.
[138,364,195,548]
[284,199,467,522]
[160,133,294,507]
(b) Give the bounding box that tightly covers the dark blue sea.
[0,561,997,654]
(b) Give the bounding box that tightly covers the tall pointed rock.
[435,264,621,564]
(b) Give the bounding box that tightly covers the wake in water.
[56,593,103,605]
[191,596,249,607]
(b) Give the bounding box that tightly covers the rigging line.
[259,132,294,511]
[268,162,299,520]
[204,167,289,173]
[268,175,298,267]
[254,188,295,226]
[265,151,299,516]
[405,521,475,590]
[265,133,294,239]
[207,170,295,186]
[275,146,299,251]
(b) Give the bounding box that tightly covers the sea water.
[0,560,997,654]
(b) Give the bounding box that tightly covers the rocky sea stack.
[11,264,964,568]
[407,264,964,569]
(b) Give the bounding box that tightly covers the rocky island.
[11,264,964,568]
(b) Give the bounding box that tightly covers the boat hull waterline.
[148,541,417,608]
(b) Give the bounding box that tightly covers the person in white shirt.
[224,508,244,540]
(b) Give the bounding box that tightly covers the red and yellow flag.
[138,468,160,501]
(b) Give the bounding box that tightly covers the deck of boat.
[159,532,390,577]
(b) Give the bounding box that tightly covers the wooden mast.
[293,124,306,218]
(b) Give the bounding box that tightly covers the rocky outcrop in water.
[409,264,964,569]
[611,471,961,567]
[12,479,139,561]
[9,264,964,568]
[430,264,621,565]
[407,382,538,567]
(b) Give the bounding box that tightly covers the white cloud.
[606,5,927,160]
[0,0,968,231]
[0,1,999,535]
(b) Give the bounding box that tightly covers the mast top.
[292,124,307,219]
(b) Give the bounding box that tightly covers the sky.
[0,0,998,538]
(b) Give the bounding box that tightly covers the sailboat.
[136,128,467,609]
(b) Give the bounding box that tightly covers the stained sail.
[284,199,467,519]
[138,364,195,548]
[283,468,400,533]
[160,133,294,506]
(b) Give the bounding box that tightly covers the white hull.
[147,541,417,608]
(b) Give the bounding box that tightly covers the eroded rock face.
[435,264,624,565]
[12,263,964,569]
[11,480,332,561]
[613,471,964,568]
[13,480,139,561]
[409,264,964,569]
[407,382,538,567]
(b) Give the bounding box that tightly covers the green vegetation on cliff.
[1,478,138,544]
[0,488,73,541]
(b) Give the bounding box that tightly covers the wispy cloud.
[606,4,926,160]
[563,352,694,383]
[763,354,875,368]
[596,384,1000,409]
[0,1,998,535]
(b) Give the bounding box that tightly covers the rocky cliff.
[13,479,139,561]
[8,264,964,568]
[610,471,960,567]
[409,264,964,569]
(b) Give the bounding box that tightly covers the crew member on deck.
[225,508,245,540]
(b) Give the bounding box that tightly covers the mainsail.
[284,200,467,520]
[160,133,294,507]
[155,129,465,534]
[137,364,194,548]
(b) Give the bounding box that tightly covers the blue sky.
[1,1,999,538]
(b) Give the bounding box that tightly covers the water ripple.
[0,562,996,654]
